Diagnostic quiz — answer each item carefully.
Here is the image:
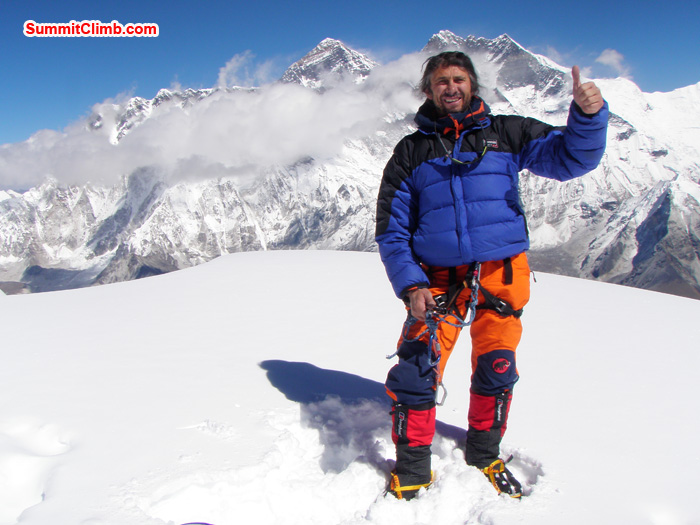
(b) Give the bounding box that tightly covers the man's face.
[425,65,472,115]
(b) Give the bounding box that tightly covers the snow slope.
[0,251,698,525]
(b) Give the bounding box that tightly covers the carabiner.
[427,339,441,367]
[435,381,448,406]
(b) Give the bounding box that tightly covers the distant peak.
[495,33,516,43]
[281,37,378,89]
[492,33,524,51]
[423,31,524,55]
[318,37,343,47]
[436,29,459,39]
[423,30,468,53]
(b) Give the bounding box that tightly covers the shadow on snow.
[259,360,467,476]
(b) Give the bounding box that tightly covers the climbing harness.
[386,263,482,406]
[386,260,523,406]
[477,286,523,318]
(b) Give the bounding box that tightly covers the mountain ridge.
[1,30,698,298]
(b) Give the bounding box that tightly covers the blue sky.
[1,0,698,145]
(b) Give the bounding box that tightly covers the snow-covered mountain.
[281,37,379,89]
[88,88,217,144]
[1,31,699,298]
[425,31,700,298]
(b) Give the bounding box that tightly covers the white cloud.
[595,49,632,79]
[544,46,565,66]
[216,51,278,89]
[579,66,594,79]
[216,51,256,88]
[0,53,425,190]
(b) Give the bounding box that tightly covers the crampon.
[480,457,522,498]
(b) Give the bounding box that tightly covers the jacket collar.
[414,96,491,139]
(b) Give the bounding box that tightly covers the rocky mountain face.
[280,38,379,89]
[1,31,699,298]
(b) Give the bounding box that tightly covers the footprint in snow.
[130,361,547,524]
[0,419,72,524]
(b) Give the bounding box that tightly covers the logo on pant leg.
[395,410,407,439]
[492,358,511,374]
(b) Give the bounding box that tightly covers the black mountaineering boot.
[387,402,435,500]
[388,444,433,500]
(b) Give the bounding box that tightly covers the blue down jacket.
[375,96,609,298]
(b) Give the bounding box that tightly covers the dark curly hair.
[420,51,480,97]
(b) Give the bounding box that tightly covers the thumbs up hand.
[572,65,604,115]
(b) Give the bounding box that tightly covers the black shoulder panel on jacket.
[485,115,563,154]
[375,131,444,238]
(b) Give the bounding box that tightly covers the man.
[375,51,607,499]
